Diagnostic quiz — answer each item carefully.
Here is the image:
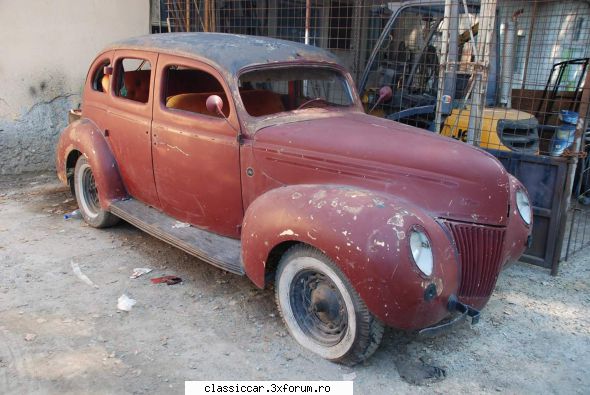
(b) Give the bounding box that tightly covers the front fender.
[241,185,460,330]
[55,118,127,209]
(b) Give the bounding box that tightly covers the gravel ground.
[0,173,589,395]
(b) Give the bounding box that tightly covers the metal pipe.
[204,0,209,32]
[351,1,363,79]
[434,0,450,134]
[434,0,458,133]
[210,0,215,31]
[462,0,479,60]
[500,9,523,108]
[565,208,579,262]
[185,0,190,32]
[305,0,311,45]
[466,0,496,146]
[438,0,452,133]
[519,2,537,94]
[486,15,499,106]
[500,21,516,107]
[445,0,459,114]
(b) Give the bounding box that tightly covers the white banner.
[185,381,354,395]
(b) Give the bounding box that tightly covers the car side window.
[163,65,230,118]
[115,58,152,103]
[92,60,111,93]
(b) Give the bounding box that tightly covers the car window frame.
[90,58,112,93]
[238,65,356,116]
[84,52,114,104]
[155,54,239,132]
[235,61,364,134]
[110,50,158,110]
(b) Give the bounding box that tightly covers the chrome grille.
[445,221,506,298]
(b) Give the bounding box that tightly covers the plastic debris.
[71,260,99,288]
[64,209,82,220]
[172,221,190,229]
[151,276,182,285]
[24,333,37,342]
[130,268,153,279]
[117,294,137,312]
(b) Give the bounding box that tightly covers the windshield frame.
[234,61,363,133]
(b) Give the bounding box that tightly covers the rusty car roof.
[106,33,341,74]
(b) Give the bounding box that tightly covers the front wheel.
[74,156,119,228]
[275,245,384,365]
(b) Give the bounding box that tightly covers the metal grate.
[445,221,506,298]
[153,1,590,157]
[151,1,590,269]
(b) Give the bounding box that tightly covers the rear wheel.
[275,245,384,365]
[74,156,119,228]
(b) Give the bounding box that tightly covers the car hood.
[251,111,511,226]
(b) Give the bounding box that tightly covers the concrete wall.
[0,0,149,175]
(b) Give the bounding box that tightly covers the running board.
[109,199,244,275]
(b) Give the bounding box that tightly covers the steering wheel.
[297,98,328,110]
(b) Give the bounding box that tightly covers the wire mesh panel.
[155,1,589,155]
[565,116,590,259]
[154,0,590,265]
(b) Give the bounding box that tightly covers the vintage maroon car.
[56,33,532,365]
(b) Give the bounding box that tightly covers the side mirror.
[378,86,393,102]
[369,86,393,113]
[206,95,224,116]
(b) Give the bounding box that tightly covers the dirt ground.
[1,173,589,395]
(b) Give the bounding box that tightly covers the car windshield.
[238,66,354,117]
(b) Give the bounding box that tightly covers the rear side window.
[92,60,111,93]
[163,65,230,117]
[115,58,152,103]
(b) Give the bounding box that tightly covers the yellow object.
[101,75,110,93]
[441,107,539,153]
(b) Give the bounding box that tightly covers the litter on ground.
[117,294,137,312]
[151,276,182,285]
[71,260,99,288]
[130,268,152,279]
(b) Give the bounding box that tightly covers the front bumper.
[418,295,481,337]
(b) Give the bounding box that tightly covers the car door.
[151,54,243,238]
[104,50,160,208]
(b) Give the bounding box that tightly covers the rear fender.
[241,185,460,329]
[55,118,127,209]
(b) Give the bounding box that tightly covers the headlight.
[409,229,433,276]
[516,189,531,225]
